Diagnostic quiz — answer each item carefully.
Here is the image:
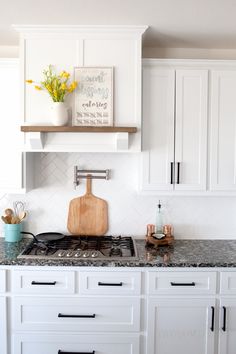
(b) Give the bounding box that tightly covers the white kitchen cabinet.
[147,297,215,354]
[141,60,208,192]
[141,66,175,191]
[79,270,141,295]
[0,270,6,293]
[13,296,140,332]
[148,270,217,295]
[13,333,140,354]
[218,298,236,354]
[12,269,75,294]
[210,70,236,191]
[10,268,142,354]
[0,297,7,354]
[0,59,28,193]
[220,271,236,295]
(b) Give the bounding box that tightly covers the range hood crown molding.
[12,24,148,36]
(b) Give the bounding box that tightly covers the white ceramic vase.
[51,102,68,126]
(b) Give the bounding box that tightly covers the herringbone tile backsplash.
[1,152,236,239]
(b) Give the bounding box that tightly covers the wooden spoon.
[1,216,9,224]
[4,208,14,217]
[2,215,12,224]
[11,216,20,224]
[18,211,26,222]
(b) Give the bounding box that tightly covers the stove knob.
[57,251,65,257]
[66,251,73,257]
[74,251,82,258]
[82,251,90,258]
[91,251,99,258]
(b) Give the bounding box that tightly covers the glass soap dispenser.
[154,200,165,239]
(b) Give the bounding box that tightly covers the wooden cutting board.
[67,176,108,235]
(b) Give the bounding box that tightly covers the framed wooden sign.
[73,67,113,126]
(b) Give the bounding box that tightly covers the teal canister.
[4,223,22,242]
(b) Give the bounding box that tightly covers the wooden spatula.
[67,176,108,235]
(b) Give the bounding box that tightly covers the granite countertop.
[1,237,236,267]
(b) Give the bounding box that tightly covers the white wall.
[0,152,236,239]
[0,46,18,57]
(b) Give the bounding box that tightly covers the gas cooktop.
[18,235,138,260]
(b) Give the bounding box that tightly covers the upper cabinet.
[14,25,147,152]
[0,59,32,194]
[141,59,236,194]
[141,60,208,193]
[210,70,236,191]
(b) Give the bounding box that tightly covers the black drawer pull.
[170,282,196,286]
[176,162,180,184]
[58,313,96,318]
[98,282,123,286]
[58,351,95,354]
[170,162,174,184]
[31,281,57,286]
[210,306,215,332]
[222,306,227,332]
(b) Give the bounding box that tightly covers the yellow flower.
[29,66,75,102]
[68,81,78,92]
[60,71,70,79]
[71,81,78,89]
[61,83,67,90]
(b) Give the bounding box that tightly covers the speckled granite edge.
[1,238,236,267]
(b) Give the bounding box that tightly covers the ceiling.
[1,0,236,49]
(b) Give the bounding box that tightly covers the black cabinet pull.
[176,162,180,184]
[222,306,227,332]
[210,306,215,332]
[170,282,196,286]
[58,313,96,318]
[170,162,174,184]
[58,351,95,354]
[98,282,123,286]
[31,281,56,286]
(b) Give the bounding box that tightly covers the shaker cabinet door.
[141,65,175,191]
[210,70,236,191]
[147,298,215,354]
[0,297,7,354]
[218,298,236,354]
[141,63,208,193]
[175,69,208,191]
[0,59,24,193]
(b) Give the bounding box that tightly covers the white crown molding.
[12,25,148,36]
[142,58,236,67]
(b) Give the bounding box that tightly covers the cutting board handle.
[86,175,92,195]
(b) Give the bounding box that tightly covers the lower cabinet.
[12,334,140,354]
[11,269,141,354]
[218,298,236,354]
[0,297,7,354]
[3,267,236,354]
[147,297,215,354]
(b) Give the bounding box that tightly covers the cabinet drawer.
[0,270,6,292]
[13,297,140,332]
[79,271,141,295]
[220,272,236,294]
[12,270,75,294]
[13,334,140,354]
[148,271,217,295]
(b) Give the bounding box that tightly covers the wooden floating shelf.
[21,126,138,133]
